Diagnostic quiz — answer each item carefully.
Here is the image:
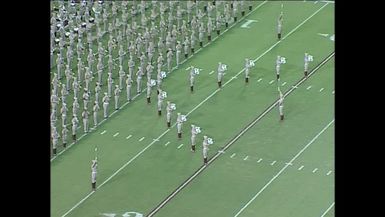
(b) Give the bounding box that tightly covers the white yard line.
[307,85,312,90]
[257,78,263,82]
[60,191,95,217]
[100,130,107,135]
[186,89,220,116]
[113,132,119,137]
[230,153,236,158]
[126,135,132,139]
[298,165,305,170]
[233,119,334,217]
[185,66,191,71]
[312,168,318,173]
[269,80,275,84]
[243,156,249,161]
[270,161,277,165]
[209,70,215,75]
[319,87,324,92]
[257,158,263,163]
[282,81,287,86]
[326,170,332,176]
[139,137,145,142]
[177,144,184,149]
[320,202,335,217]
[164,141,170,146]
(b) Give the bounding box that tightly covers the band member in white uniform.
[176,113,183,139]
[202,135,210,165]
[278,91,284,121]
[304,52,310,77]
[91,158,98,191]
[191,124,198,152]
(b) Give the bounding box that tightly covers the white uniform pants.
[127,85,131,101]
[137,79,142,93]
[191,135,196,146]
[203,147,208,158]
[91,171,97,183]
[83,118,88,132]
[93,112,98,126]
[166,112,171,123]
[115,96,119,109]
[103,103,109,118]
[108,83,112,97]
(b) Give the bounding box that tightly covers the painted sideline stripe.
[320,202,335,217]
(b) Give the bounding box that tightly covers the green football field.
[51,1,335,217]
